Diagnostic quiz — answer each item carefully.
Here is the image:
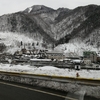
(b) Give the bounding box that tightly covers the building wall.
[83,51,97,63]
[83,59,92,65]
[47,53,65,60]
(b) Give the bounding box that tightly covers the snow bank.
[0,63,100,79]
[0,63,100,99]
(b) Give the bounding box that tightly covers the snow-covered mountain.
[55,42,98,56]
[23,5,55,14]
[0,5,100,54]
[0,32,44,54]
[57,5,100,46]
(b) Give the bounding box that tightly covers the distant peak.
[57,7,70,10]
[28,7,32,13]
[57,7,71,12]
[23,5,55,14]
[31,5,47,9]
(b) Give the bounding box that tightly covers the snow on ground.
[0,63,100,80]
[28,7,32,13]
[0,32,43,54]
[55,42,98,56]
[0,32,98,56]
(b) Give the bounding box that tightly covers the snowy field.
[0,63,100,80]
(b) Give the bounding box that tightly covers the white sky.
[0,0,100,16]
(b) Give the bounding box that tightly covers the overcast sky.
[0,0,100,16]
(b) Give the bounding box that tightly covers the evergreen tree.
[37,42,39,46]
[32,42,34,46]
[21,41,23,46]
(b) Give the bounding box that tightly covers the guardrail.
[0,71,100,99]
[0,71,100,86]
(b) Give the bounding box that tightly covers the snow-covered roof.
[72,59,82,63]
[64,52,79,58]
[30,59,51,61]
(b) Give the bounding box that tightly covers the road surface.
[0,80,99,100]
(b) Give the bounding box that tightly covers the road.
[0,80,69,100]
[0,80,99,100]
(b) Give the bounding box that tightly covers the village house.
[83,51,97,63]
[46,50,65,60]
[64,52,80,59]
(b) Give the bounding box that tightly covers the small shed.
[72,59,82,70]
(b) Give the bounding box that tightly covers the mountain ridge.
[0,4,100,49]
